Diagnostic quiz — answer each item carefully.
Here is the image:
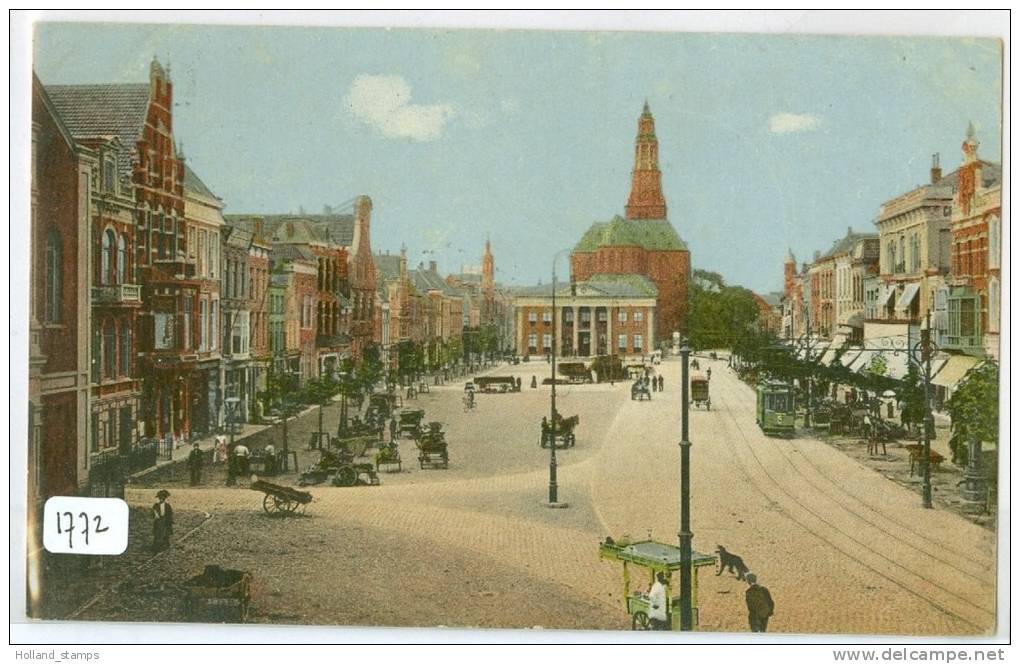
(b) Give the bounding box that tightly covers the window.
[634,311,644,322]
[989,215,1000,270]
[199,299,208,351]
[118,234,128,284]
[119,406,133,452]
[527,333,537,351]
[119,321,131,376]
[103,157,116,192]
[597,310,607,322]
[101,228,115,285]
[634,334,643,350]
[988,278,1000,334]
[618,311,627,323]
[528,312,537,323]
[198,230,206,276]
[618,334,627,351]
[542,333,552,351]
[103,319,116,378]
[183,296,192,350]
[45,229,62,322]
[91,412,100,453]
[188,227,197,259]
[542,311,552,323]
[211,300,218,351]
[210,233,219,278]
[564,309,573,323]
[581,310,591,323]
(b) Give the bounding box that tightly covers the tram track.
[710,380,993,633]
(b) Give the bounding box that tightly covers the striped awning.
[896,283,921,311]
[931,354,981,388]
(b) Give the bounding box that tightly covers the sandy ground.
[46,358,997,635]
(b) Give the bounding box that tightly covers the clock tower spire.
[625,101,668,220]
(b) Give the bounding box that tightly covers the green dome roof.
[574,216,688,252]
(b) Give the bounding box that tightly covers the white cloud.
[343,74,454,141]
[768,112,822,135]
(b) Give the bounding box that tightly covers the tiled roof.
[44,84,150,177]
[272,243,317,264]
[184,164,219,201]
[410,268,458,296]
[374,254,403,282]
[574,216,688,252]
[820,230,879,260]
[224,213,357,248]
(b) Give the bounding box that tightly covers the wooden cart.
[182,565,252,623]
[251,479,312,515]
[598,537,717,630]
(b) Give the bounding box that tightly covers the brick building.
[221,224,253,423]
[30,75,91,502]
[271,244,319,382]
[946,125,1002,359]
[570,103,691,346]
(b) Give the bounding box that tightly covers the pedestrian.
[214,434,228,464]
[263,443,276,475]
[647,571,669,630]
[151,489,174,552]
[187,443,203,486]
[389,417,398,442]
[658,375,663,391]
[234,442,250,477]
[531,375,537,389]
[651,376,658,392]
[744,573,775,633]
[706,368,712,381]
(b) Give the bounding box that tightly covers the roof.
[514,273,657,299]
[223,225,253,250]
[574,216,688,252]
[272,243,317,264]
[820,229,879,261]
[374,254,403,282]
[410,267,458,296]
[224,213,357,248]
[44,83,150,177]
[183,164,219,201]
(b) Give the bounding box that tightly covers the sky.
[33,22,1003,294]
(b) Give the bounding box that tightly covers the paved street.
[105,357,996,634]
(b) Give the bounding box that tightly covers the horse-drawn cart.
[690,373,710,410]
[631,380,652,401]
[397,408,426,437]
[297,447,380,487]
[540,412,579,448]
[416,421,449,469]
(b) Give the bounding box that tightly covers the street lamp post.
[547,249,571,508]
[678,339,693,630]
[911,310,937,510]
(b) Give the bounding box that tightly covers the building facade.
[514,275,658,358]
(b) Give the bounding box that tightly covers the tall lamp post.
[909,310,937,509]
[547,249,571,508]
[678,339,693,630]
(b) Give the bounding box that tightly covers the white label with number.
[43,496,129,555]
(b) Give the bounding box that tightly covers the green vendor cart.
[598,537,717,630]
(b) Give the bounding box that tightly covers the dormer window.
[103,157,117,193]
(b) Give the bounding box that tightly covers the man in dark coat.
[744,573,775,632]
[187,443,204,485]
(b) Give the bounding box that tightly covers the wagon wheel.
[284,499,300,514]
[334,466,358,487]
[631,611,651,631]
[262,493,287,514]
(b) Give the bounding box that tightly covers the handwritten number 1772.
[54,512,110,549]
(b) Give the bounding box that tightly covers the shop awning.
[931,354,981,388]
[880,285,897,305]
[896,283,920,311]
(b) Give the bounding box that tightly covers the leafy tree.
[946,361,999,465]
[689,269,762,351]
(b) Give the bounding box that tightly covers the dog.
[716,545,749,580]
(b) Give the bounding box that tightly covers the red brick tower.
[784,249,797,297]
[481,238,494,295]
[625,101,667,220]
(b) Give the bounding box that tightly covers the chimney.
[429,260,437,273]
[930,153,942,184]
[813,250,821,262]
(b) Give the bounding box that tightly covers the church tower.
[784,249,797,297]
[481,238,494,295]
[625,101,668,220]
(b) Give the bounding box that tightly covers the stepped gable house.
[570,102,691,345]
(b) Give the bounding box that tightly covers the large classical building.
[569,103,691,346]
[513,274,658,358]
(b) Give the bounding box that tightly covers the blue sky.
[34,23,1002,293]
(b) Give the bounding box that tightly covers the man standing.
[187,443,203,486]
[647,571,669,630]
[744,573,775,632]
[234,443,251,477]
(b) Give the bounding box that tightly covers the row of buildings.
[29,60,513,503]
[780,125,1001,402]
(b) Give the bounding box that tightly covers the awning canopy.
[896,282,921,311]
[880,285,897,305]
[931,354,981,388]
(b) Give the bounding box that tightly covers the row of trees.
[687,270,763,351]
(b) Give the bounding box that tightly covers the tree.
[688,269,762,351]
[946,361,998,466]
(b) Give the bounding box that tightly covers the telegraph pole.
[678,339,693,630]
